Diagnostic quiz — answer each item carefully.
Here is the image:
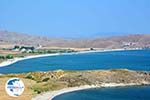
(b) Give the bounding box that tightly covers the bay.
[0,50,150,73]
[53,86,150,100]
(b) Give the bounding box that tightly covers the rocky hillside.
[0,69,150,100]
[0,31,150,49]
[4,69,150,90]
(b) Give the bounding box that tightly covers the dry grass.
[0,69,149,100]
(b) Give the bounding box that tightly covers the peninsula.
[0,69,150,100]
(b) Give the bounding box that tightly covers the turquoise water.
[53,86,150,100]
[0,50,150,73]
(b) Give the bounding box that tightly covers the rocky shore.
[31,69,150,100]
[0,69,150,100]
[32,83,150,100]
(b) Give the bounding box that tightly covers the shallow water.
[0,50,150,73]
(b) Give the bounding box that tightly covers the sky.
[0,0,150,38]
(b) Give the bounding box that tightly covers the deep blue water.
[0,50,150,74]
[53,86,150,100]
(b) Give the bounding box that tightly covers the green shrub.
[0,55,5,59]
[25,75,34,80]
[34,89,41,94]
[42,77,50,82]
[6,54,14,59]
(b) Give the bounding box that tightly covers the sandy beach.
[32,82,149,100]
[0,53,61,67]
[0,48,141,67]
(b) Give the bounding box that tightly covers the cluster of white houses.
[12,45,35,53]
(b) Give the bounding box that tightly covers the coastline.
[0,53,61,67]
[0,48,141,67]
[32,82,150,100]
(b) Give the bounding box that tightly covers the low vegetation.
[0,48,76,63]
[0,69,150,100]
[0,54,14,60]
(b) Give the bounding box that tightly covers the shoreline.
[32,83,150,100]
[0,48,141,67]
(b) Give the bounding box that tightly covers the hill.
[0,31,150,49]
[0,69,150,100]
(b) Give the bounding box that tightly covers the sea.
[0,50,150,100]
[0,50,150,74]
[53,86,150,100]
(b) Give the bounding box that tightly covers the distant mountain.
[0,30,51,46]
[0,30,150,49]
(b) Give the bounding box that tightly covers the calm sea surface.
[53,86,150,100]
[0,50,150,74]
[1,50,150,100]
